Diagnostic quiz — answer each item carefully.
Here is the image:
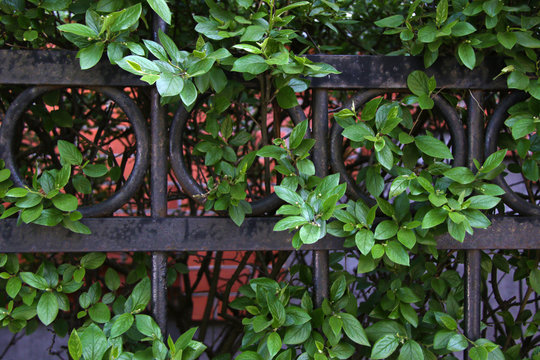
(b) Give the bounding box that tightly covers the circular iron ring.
[484,91,539,216]
[170,103,306,216]
[330,90,466,204]
[0,86,150,217]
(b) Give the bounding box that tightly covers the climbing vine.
[0,0,539,360]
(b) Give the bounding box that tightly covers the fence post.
[464,90,485,348]
[151,15,168,335]
[312,88,329,306]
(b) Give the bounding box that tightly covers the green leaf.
[80,253,106,270]
[15,193,42,208]
[374,220,398,240]
[20,272,49,290]
[88,303,111,323]
[374,15,404,28]
[232,55,269,75]
[342,123,375,142]
[58,140,82,166]
[257,145,286,159]
[158,29,180,61]
[444,167,475,184]
[73,175,92,195]
[147,0,171,24]
[436,0,448,25]
[482,149,506,173]
[37,291,59,326]
[447,334,468,351]
[156,73,184,97]
[283,323,311,345]
[386,240,410,266]
[209,68,227,93]
[371,334,399,359]
[62,218,91,234]
[274,186,303,205]
[81,324,108,360]
[452,22,476,36]
[458,43,476,70]
[522,159,539,181]
[397,228,416,249]
[515,32,540,48]
[433,329,455,349]
[376,143,394,170]
[341,313,370,346]
[468,195,501,210]
[273,216,307,232]
[57,23,97,37]
[422,207,448,228]
[267,332,282,358]
[290,119,309,149]
[497,32,516,49]
[136,314,162,338]
[435,312,457,330]
[78,42,104,70]
[415,136,453,159]
[109,3,142,32]
[275,1,310,15]
[398,340,423,360]
[482,0,502,17]
[68,330,83,360]
[469,346,489,360]
[355,229,375,256]
[300,223,321,244]
[240,25,266,42]
[82,164,108,178]
[407,70,431,96]
[528,268,540,293]
[180,80,198,107]
[110,312,134,337]
[105,268,120,291]
[507,71,530,90]
[6,276,21,298]
[6,188,28,198]
[276,86,299,109]
[399,303,418,328]
[52,193,78,212]
[229,204,246,226]
[21,203,43,224]
[126,277,151,313]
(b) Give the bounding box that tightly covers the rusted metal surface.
[0,50,145,86]
[0,216,538,252]
[464,90,484,343]
[307,55,507,89]
[0,51,506,89]
[312,89,330,307]
[150,16,170,336]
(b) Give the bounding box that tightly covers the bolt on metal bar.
[151,16,169,335]
[464,90,485,346]
[312,88,330,307]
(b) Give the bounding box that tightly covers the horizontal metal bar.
[0,51,506,89]
[437,216,540,249]
[307,55,507,90]
[0,50,145,86]
[0,216,537,253]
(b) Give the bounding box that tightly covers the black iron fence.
[0,47,539,352]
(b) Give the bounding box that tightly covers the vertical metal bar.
[151,16,168,335]
[312,88,329,307]
[464,90,484,345]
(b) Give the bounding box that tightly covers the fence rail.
[0,48,538,351]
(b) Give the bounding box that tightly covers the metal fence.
[0,41,539,352]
